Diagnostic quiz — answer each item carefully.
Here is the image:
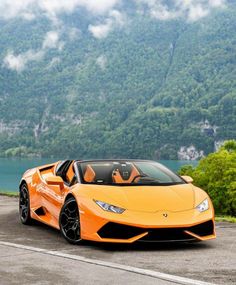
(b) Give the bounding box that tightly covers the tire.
[59,197,82,244]
[19,183,32,225]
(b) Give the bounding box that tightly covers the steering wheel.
[131,174,148,183]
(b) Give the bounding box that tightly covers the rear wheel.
[59,197,82,244]
[19,183,32,225]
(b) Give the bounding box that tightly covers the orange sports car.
[19,159,216,244]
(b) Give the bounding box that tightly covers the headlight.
[94,200,125,214]
[196,198,209,212]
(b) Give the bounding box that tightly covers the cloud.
[0,0,35,20]
[75,0,120,14]
[68,27,81,40]
[3,30,64,72]
[89,10,124,39]
[38,0,120,17]
[3,50,43,72]
[41,30,64,52]
[21,12,36,21]
[136,0,225,22]
[1,0,227,72]
[149,3,178,20]
[109,9,125,25]
[96,55,107,70]
[0,0,226,24]
[42,31,60,49]
[188,4,209,21]
[88,21,113,39]
[38,0,224,31]
[209,0,225,7]
[0,0,120,21]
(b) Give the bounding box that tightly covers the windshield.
[75,160,185,186]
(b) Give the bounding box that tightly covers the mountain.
[0,1,235,160]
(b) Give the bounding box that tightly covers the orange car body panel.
[21,161,216,243]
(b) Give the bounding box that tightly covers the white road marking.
[0,241,217,285]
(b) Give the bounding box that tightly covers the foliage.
[215,215,236,223]
[0,191,18,197]
[0,3,235,159]
[179,140,236,216]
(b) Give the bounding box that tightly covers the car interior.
[54,160,184,186]
[55,160,76,186]
[82,162,141,184]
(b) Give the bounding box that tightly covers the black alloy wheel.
[59,197,81,244]
[19,183,31,224]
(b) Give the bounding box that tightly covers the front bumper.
[97,220,215,242]
[79,201,216,243]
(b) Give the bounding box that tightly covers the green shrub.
[179,140,236,216]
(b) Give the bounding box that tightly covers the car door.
[41,161,72,221]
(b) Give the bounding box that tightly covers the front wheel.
[19,183,32,225]
[59,197,82,244]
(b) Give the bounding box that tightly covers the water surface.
[0,158,197,192]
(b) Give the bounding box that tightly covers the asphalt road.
[0,196,235,285]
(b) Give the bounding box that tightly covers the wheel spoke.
[21,204,27,215]
[61,200,81,242]
[19,186,29,222]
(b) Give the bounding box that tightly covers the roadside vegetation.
[0,191,18,197]
[179,140,236,217]
[215,216,236,223]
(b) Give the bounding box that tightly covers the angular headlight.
[94,200,125,214]
[196,199,209,212]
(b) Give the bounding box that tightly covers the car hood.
[91,183,195,213]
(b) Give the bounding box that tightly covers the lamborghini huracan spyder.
[19,159,216,244]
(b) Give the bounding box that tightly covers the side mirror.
[181,175,193,184]
[45,176,64,190]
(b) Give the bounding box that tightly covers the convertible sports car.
[19,159,216,244]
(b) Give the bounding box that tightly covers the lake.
[0,158,198,192]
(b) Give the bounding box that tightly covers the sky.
[0,0,227,72]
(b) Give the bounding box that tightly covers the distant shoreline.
[0,156,201,161]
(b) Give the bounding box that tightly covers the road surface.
[0,196,235,285]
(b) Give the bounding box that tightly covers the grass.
[215,215,236,223]
[0,190,18,197]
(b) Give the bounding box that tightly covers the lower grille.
[139,228,193,241]
[97,220,214,241]
[98,223,144,239]
[188,220,214,237]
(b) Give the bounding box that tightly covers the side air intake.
[35,207,46,216]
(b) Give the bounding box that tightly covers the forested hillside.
[0,0,235,159]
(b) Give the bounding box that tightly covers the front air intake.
[97,220,214,241]
[188,220,214,237]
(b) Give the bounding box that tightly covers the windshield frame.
[74,160,186,186]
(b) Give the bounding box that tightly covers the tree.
[179,140,236,216]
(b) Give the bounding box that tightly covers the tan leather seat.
[84,165,96,182]
[112,164,140,184]
[66,162,75,184]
